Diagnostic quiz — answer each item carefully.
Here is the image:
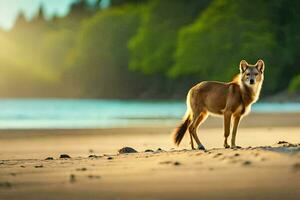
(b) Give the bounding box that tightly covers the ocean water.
[0,99,299,129]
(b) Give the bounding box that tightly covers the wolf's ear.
[256,59,265,73]
[239,60,248,73]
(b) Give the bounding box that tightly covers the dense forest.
[0,0,299,99]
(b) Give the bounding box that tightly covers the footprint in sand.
[292,163,300,171]
[69,174,76,183]
[88,175,101,179]
[213,153,223,158]
[242,160,252,166]
[76,167,87,171]
[0,182,12,188]
[159,161,181,166]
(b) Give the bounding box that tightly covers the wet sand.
[0,113,300,200]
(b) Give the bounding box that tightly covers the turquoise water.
[0,99,299,129]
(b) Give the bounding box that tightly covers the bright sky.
[0,0,109,30]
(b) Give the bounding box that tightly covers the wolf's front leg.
[231,115,241,149]
[223,111,232,148]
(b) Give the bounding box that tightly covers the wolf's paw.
[224,144,230,149]
[231,145,242,149]
[198,144,206,151]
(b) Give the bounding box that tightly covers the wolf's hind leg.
[189,132,195,150]
[189,111,207,150]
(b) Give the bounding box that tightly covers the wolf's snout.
[250,79,255,84]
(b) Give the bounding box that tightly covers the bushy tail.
[173,114,191,146]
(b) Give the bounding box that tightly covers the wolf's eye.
[254,73,258,76]
[246,73,250,76]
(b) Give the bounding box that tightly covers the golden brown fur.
[173,59,265,149]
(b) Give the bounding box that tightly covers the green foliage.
[110,0,148,7]
[171,0,279,93]
[0,0,299,98]
[128,0,210,74]
[69,5,147,98]
[289,75,300,94]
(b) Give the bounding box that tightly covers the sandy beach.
[0,113,300,200]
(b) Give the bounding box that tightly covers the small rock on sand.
[107,156,113,160]
[88,155,101,158]
[118,147,138,154]
[76,167,87,171]
[60,154,71,159]
[173,161,181,166]
[277,141,288,144]
[45,157,54,160]
[34,165,43,168]
[145,149,154,153]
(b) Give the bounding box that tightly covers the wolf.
[173,59,265,150]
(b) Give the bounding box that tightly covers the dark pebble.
[35,165,43,168]
[107,157,113,160]
[45,157,54,160]
[145,149,154,153]
[173,161,181,166]
[277,141,288,144]
[76,167,87,171]
[60,154,71,159]
[118,147,138,154]
[88,155,101,158]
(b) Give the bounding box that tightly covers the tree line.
[0,0,299,99]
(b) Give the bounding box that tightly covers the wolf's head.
[239,59,264,87]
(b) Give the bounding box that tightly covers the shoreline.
[0,112,299,132]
